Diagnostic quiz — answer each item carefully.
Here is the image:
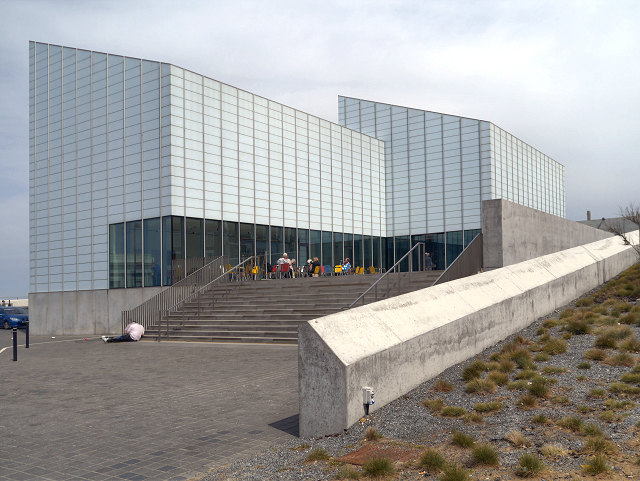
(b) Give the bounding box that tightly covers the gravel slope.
[200,282,640,481]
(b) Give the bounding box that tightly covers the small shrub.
[419,448,445,472]
[507,380,528,390]
[564,317,592,335]
[595,336,617,349]
[306,447,330,461]
[609,382,640,394]
[487,371,509,386]
[605,399,637,410]
[584,349,607,361]
[514,369,538,380]
[620,312,639,325]
[582,422,603,436]
[621,372,640,384]
[604,352,636,367]
[540,444,567,457]
[465,412,484,424]
[451,430,475,448]
[474,401,503,413]
[434,378,454,392]
[601,325,634,340]
[577,362,592,369]
[534,352,551,362]
[465,378,496,394]
[576,297,595,307]
[583,454,610,474]
[364,427,382,441]
[518,394,537,409]
[516,453,545,477]
[498,358,516,372]
[600,410,627,422]
[442,406,467,417]
[333,466,361,479]
[583,436,616,454]
[552,396,571,405]
[588,388,606,398]
[576,405,594,414]
[621,338,640,352]
[561,332,573,340]
[440,463,470,481]
[528,378,550,398]
[557,416,583,432]
[471,443,499,465]
[542,318,561,328]
[542,366,568,374]
[538,333,551,343]
[505,430,531,447]
[362,456,394,478]
[535,327,547,335]
[531,414,548,424]
[509,348,537,370]
[421,398,444,412]
[543,338,567,355]
[461,365,481,381]
[560,308,575,319]
[577,375,587,381]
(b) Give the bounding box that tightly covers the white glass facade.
[30,42,565,294]
[339,96,566,237]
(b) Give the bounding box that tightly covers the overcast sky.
[1,0,638,298]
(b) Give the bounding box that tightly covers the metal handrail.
[121,255,228,332]
[157,255,260,340]
[431,233,483,287]
[348,242,424,309]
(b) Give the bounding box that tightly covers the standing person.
[102,322,145,343]
[342,258,351,274]
[424,252,434,271]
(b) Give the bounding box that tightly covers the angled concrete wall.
[28,287,165,336]
[298,234,638,438]
[482,199,613,269]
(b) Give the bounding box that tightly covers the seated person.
[311,257,320,276]
[342,257,351,274]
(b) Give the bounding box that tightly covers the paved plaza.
[0,329,299,480]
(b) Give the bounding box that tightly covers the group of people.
[303,257,352,276]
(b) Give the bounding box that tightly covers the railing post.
[12,327,17,362]
[25,320,29,348]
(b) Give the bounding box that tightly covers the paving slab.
[0,329,298,480]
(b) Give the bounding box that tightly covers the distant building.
[28,41,565,331]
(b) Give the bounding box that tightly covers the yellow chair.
[334,265,343,274]
[313,266,320,276]
[368,266,375,274]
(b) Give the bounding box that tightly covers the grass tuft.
[306,447,330,461]
[464,412,484,424]
[516,453,545,477]
[543,338,568,355]
[620,372,640,384]
[620,337,640,352]
[531,414,548,424]
[557,416,583,432]
[542,366,568,374]
[604,399,637,410]
[434,378,455,392]
[364,427,382,441]
[442,406,467,417]
[583,436,616,454]
[528,378,550,398]
[419,448,445,472]
[421,398,444,412]
[471,443,499,466]
[582,422,603,436]
[584,349,608,361]
[473,401,503,413]
[594,336,617,349]
[600,410,627,423]
[451,430,475,448]
[577,362,592,370]
[588,388,606,398]
[603,352,636,367]
[518,394,537,409]
[362,456,395,478]
[609,382,640,395]
[505,430,531,447]
[540,444,567,458]
[583,455,610,474]
[487,371,510,386]
[440,463,470,481]
[465,378,497,394]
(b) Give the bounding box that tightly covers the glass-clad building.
[29,42,565,295]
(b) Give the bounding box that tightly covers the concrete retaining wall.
[28,286,166,336]
[298,234,638,438]
[483,199,613,269]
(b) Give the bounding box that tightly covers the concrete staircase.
[145,270,443,343]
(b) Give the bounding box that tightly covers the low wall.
[28,286,166,336]
[483,199,613,269]
[298,234,638,438]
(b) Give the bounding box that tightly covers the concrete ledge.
[28,286,166,335]
[298,234,638,438]
[482,199,614,269]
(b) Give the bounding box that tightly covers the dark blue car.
[1,307,28,330]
